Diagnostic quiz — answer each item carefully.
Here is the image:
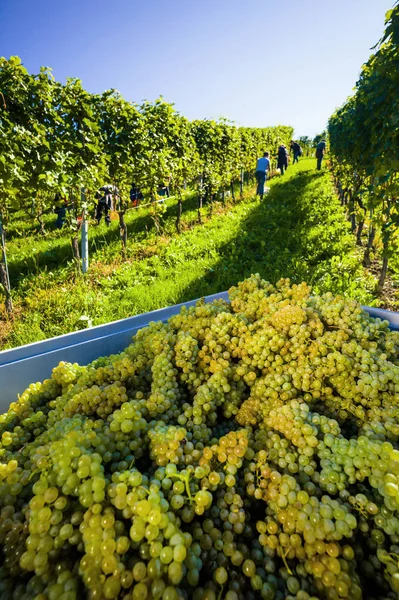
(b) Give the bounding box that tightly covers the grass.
[1,158,376,350]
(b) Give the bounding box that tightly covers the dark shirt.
[316,141,326,157]
[130,187,143,201]
[277,147,289,166]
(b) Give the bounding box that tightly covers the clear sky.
[0,0,392,137]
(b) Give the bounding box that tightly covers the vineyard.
[0,54,292,314]
[2,3,399,600]
[0,158,376,349]
[328,4,399,293]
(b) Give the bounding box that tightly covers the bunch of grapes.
[148,424,188,467]
[52,362,85,389]
[63,382,129,418]
[199,430,249,490]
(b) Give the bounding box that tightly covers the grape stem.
[170,472,194,503]
[352,501,368,518]
[29,470,38,481]
[385,552,399,567]
[280,546,293,575]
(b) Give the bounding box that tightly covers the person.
[255,152,270,199]
[95,185,119,226]
[316,139,327,170]
[277,145,289,175]
[130,183,143,208]
[157,185,170,200]
[158,176,171,202]
[292,141,302,164]
[53,193,69,229]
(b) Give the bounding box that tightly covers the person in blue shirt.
[255,152,270,199]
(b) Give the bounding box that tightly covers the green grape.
[214,566,228,584]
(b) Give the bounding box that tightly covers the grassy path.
[1,158,375,349]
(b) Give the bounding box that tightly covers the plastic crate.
[0,294,398,412]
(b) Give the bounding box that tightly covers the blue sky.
[0,0,391,137]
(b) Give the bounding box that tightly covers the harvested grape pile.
[2,275,399,600]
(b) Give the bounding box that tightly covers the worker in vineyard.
[158,175,171,203]
[53,192,69,229]
[277,145,289,175]
[316,139,327,170]
[292,141,302,164]
[255,152,270,199]
[95,184,119,226]
[130,183,143,208]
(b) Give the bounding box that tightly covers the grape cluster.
[148,424,188,467]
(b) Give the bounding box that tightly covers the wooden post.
[378,256,389,293]
[230,181,236,202]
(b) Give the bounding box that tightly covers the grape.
[213,566,228,584]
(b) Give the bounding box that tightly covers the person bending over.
[95,185,119,226]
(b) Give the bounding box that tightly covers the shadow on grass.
[173,169,349,303]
